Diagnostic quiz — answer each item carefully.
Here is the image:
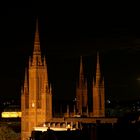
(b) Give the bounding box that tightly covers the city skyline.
[1,7,140,102]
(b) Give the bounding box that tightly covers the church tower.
[76,56,88,116]
[92,52,105,117]
[21,19,52,140]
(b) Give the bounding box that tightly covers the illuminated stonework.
[21,19,105,140]
[92,53,105,117]
[21,20,52,140]
[76,56,88,115]
[76,54,105,117]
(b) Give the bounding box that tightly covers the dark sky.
[0,5,140,102]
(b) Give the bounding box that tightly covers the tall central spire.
[33,18,41,55]
[31,18,42,66]
[95,52,101,83]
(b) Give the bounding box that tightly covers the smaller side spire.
[100,77,105,117]
[83,78,88,108]
[29,56,31,68]
[44,56,49,87]
[92,77,95,98]
[80,56,83,76]
[79,56,85,86]
[23,68,29,109]
[95,52,101,83]
[24,68,28,88]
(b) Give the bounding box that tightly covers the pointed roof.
[95,52,101,82]
[23,68,29,96]
[43,56,49,85]
[96,52,100,73]
[33,18,41,55]
[80,56,83,76]
[31,18,43,66]
[79,56,85,83]
[24,68,28,88]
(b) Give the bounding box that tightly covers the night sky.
[0,5,140,102]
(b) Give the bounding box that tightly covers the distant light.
[67,124,71,129]
[2,112,21,118]
[32,103,35,108]
[107,99,111,104]
[34,126,76,131]
[43,123,46,127]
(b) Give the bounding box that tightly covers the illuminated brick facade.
[76,56,88,115]
[76,54,105,117]
[21,20,52,140]
[21,20,105,140]
[92,53,105,117]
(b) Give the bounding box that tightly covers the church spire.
[21,17,52,140]
[31,18,42,66]
[33,18,41,55]
[76,56,88,115]
[79,56,84,86]
[92,52,105,117]
[95,52,101,83]
[24,68,28,88]
[80,56,83,75]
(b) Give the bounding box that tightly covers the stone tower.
[76,56,88,116]
[21,20,52,140]
[92,52,105,117]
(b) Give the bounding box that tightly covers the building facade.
[76,56,88,116]
[76,54,105,117]
[21,21,52,140]
[92,53,105,117]
[21,20,105,140]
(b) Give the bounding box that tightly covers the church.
[21,20,105,140]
